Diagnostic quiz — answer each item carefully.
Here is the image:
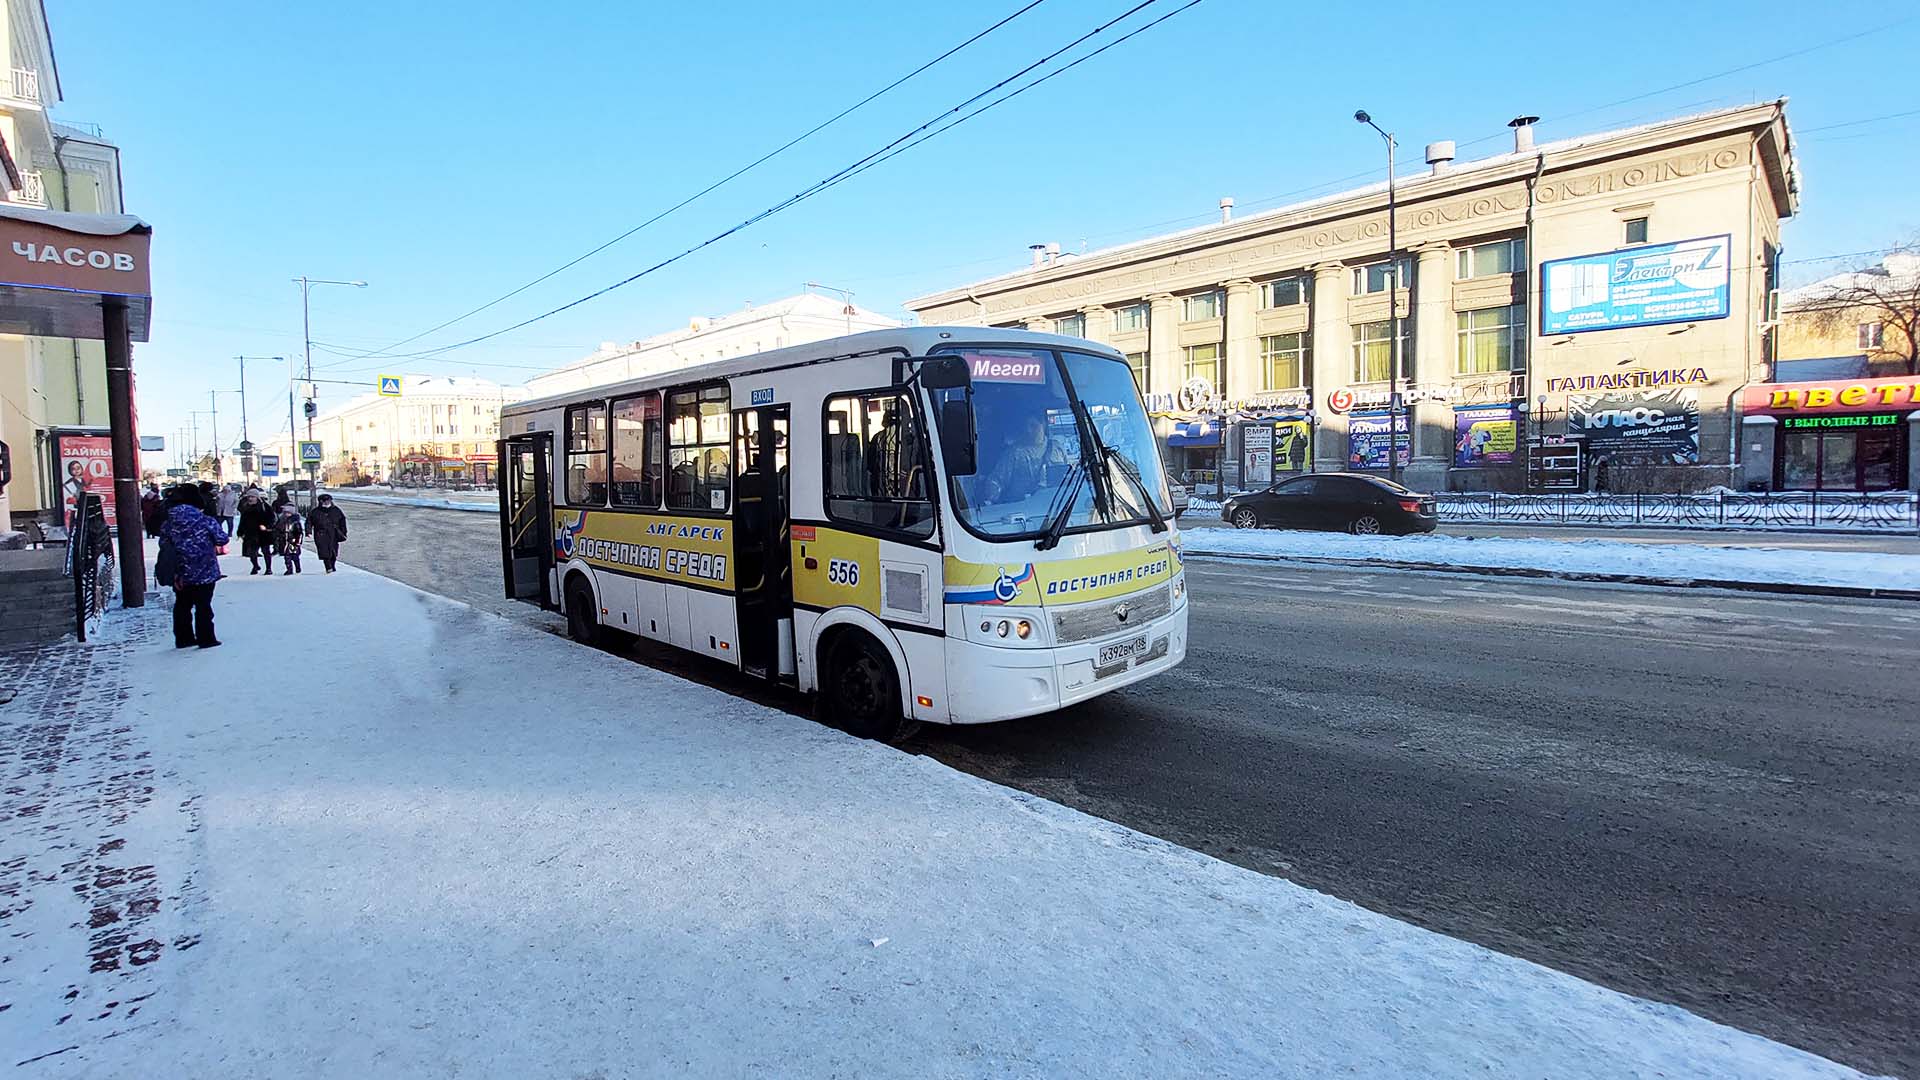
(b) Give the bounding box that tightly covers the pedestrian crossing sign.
[377,374,402,397]
[299,441,323,464]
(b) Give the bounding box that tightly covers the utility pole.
[295,277,366,509]
[235,356,282,483]
[208,390,221,482]
[1355,109,1404,483]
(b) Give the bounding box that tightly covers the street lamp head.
[1353,109,1371,124]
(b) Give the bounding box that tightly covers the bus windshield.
[932,346,1170,541]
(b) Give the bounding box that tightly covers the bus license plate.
[1098,636,1148,667]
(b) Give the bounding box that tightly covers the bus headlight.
[1170,574,1186,605]
[1015,619,1032,639]
[997,620,1010,637]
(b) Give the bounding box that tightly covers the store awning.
[0,206,151,340]
[1166,420,1220,448]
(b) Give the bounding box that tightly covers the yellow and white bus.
[497,327,1187,737]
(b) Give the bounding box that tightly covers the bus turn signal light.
[916,695,933,708]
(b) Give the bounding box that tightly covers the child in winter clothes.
[274,503,305,575]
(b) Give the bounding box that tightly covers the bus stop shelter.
[0,204,152,605]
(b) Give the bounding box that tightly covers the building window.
[1351,321,1405,382]
[564,402,608,506]
[1624,217,1649,244]
[1053,313,1086,337]
[666,383,730,512]
[1113,303,1149,334]
[1456,305,1527,374]
[1455,238,1525,279]
[610,392,664,508]
[1351,257,1412,295]
[1183,343,1220,386]
[1125,352,1148,392]
[1859,322,1885,350]
[1181,291,1222,321]
[1259,276,1305,308]
[1261,333,1309,389]
[822,392,934,538]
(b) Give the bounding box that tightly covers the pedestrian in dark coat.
[140,484,163,539]
[237,491,275,574]
[274,503,305,575]
[307,493,348,573]
[158,487,228,649]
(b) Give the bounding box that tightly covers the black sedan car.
[1221,473,1438,535]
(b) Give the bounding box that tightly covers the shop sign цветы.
[1741,375,1920,417]
[1565,387,1700,464]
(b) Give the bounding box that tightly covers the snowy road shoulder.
[1180,524,1920,595]
[327,489,496,512]
[4,559,1879,1077]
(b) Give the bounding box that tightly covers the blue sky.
[44,0,1920,454]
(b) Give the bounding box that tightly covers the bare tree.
[1795,244,1920,375]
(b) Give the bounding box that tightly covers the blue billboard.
[1540,234,1731,335]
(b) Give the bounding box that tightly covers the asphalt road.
[334,501,1920,1077]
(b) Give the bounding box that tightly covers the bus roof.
[500,325,1121,416]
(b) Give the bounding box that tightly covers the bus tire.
[564,574,600,647]
[819,631,907,741]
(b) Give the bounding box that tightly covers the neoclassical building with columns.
[907,102,1797,493]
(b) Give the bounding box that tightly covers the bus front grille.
[1050,584,1172,645]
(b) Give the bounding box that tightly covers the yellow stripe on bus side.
[791,527,881,615]
[555,509,735,591]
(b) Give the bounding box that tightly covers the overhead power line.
[403,0,1197,359]
[342,0,1050,365]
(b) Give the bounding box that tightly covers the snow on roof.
[0,204,148,235]
[543,292,901,378]
[909,101,1788,306]
[1784,252,1920,307]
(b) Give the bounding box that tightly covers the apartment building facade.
[0,2,130,525]
[907,103,1798,494]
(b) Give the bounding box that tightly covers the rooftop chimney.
[1045,242,1061,263]
[1424,141,1456,176]
[1509,115,1540,154]
[1030,243,1048,267]
[1219,196,1235,223]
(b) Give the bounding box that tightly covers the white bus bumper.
[942,605,1187,725]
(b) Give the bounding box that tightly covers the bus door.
[499,433,554,608]
[732,405,792,680]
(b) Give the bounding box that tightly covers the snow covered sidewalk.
[1181,524,1920,598]
[0,561,1878,1077]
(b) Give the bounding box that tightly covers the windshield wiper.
[1103,445,1168,533]
[1036,461,1085,551]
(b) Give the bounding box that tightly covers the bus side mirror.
[918,356,972,390]
[938,398,977,476]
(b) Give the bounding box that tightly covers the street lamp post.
[234,356,284,481]
[1354,109,1403,484]
[294,277,366,509]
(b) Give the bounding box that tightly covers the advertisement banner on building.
[55,434,116,525]
[1347,412,1409,471]
[1541,234,1731,334]
[1242,424,1273,487]
[1565,387,1700,464]
[1453,405,1519,467]
[1274,419,1312,473]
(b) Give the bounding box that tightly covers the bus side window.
[823,392,933,539]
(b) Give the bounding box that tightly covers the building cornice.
[907,101,1790,312]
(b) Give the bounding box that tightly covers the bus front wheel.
[820,633,909,741]
[565,576,600,647]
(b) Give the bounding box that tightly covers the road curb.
[1182,549,1920,602]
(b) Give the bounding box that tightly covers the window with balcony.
[1455,238,1525,279]
[1259,276,1305,308]
[1113,303,1149,334]
[1261,333,1309,389]
[1457,305,1527,374]
[1181,291,1222,321]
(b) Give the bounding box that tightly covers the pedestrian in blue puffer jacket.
[158,485,229,649]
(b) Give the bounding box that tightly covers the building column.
[1079,305,1109,347]
[1222,278,1257,404]
[1146,293,1178,398]
[1022,316,1050,332]
[1407,242,1452,490]
[1307,263,1347,471]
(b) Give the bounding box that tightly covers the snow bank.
[328,489,496,513]
[1180,524,1920,591]
[2,560,1872,1078]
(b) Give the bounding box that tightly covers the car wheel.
[565,576,600,646]
[1231,507,1260,529]
[1347,515,1382,536]
[821,634,908,741]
